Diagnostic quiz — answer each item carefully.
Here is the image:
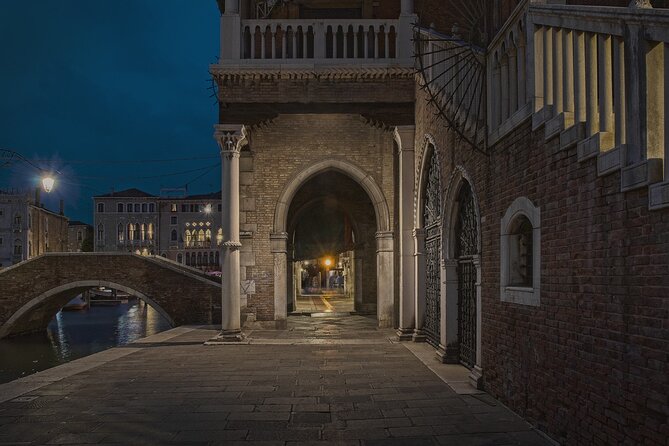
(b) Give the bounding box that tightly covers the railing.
[529,4,668,200]
[241,19,398,61]
[487,0,531,143]
[416,27,487,149]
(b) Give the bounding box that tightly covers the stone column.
[221,0,241,60]
[212,124,247,341]
[398,0,417,60]
[412,228,426,342]
[271,232,288,329]
[376,231,395,328]
[394,126,416,341]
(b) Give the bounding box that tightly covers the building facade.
[93,189,222,270]
[67,221,93,252]
[0,190,69,268]
[213,0,669,444]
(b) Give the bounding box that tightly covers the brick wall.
[414,86,669,445]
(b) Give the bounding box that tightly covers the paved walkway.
[0,316,552,445]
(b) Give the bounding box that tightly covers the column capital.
[376,231,394,252]
[214,124,248,159]
[393,125,416,152]
[222,241,242,251]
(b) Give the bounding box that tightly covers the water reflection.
[0,299,171,384]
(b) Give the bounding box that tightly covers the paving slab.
[0,316,553,445]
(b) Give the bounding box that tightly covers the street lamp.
[204,203,212,214]
[41,175,55,193]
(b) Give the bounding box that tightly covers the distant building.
[93,188,222,271]
[0,189,69,268]
[67,221,93,252]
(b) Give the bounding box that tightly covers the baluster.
[303,26,308,58]
[293,27,299,58]
[365,28,370,58]
[251,27,256,59]
[282,27,287,59]
[354,26,360,58]
[261,27,267,59]
[271,25,276,59]
[614,38,626,146]
[585,32,599,137]
[385,27,390,59]
[599,35,613,134]
[563,30,574,115]
[373,26,379,59]
[553,28,563,115]
[574,31,586,123]
[509,44,518,114]
[543,26,554,109]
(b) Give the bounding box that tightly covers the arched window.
[140,224,146,241]
[117,203,124,213]
[177,253,183,264]
[147,223,154,240]
[13,240,22,255]
[97,224,104,241]
[217,228,223,245]
[134,223,140,241]
[197,229,205,244]
[500,197,541,306]
[205,229,212,243]
[97,203,104,213]
[128,223,134,241]
[185,230,192,247]
[14,214,21,225]
[171,229,178,241]
[185,252,191,265]
[196,252,202,266]
[118,224,125,242]
[127,203,133,213]
[215,251,220,266]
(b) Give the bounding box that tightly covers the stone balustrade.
[529,4,668,202]
[240,19,399,62]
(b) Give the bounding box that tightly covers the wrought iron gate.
[423,150,441,347]
[455,182,478,368]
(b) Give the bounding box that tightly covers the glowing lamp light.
[41,176,55,193]
[204,204,212,214]
[324,259,332,267]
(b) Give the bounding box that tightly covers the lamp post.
[1,149,58,193]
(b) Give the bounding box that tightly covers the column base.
[435,344,459,364]
[412,329,427,343]
[396,328,415,342]
[204,330,247,345]
[469,365,484,390]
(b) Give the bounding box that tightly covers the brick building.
[213,0,668,444]
[0,189,69,268]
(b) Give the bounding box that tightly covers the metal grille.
[423,150,441,347]
[456,181,478,368]
[457,260,476,368]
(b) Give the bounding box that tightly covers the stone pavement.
[0,316,553,445]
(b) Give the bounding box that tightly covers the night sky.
[0,1,220,224]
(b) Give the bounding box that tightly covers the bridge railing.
[528,3,669,208]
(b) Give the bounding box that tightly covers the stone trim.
[500,197,541,307]
[211,65,414,82]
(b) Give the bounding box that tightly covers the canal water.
[0,300,171,384]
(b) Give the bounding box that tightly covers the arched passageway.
[272,159,394,327]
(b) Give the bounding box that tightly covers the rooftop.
[94,188,157,198]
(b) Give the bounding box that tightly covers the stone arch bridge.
[0,253,221,339]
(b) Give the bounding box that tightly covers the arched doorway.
[420,147,442,347]
[272,159,394,328]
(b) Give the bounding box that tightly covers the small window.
[147,223,154,240]
[149,203,155,212]
[117,203,124,213]
[134,204,140,213]
[97,224,104,241]
[14,240,22,255]
[500,197,541,306]
[97,203,104,213]
[127,203,133,213]
[141,203,147,213]
[171,203,178,212]
[14,214,21,225]
[191,204,197,212]
[0,237,3,246]
[77,230,83,241]
[181,204,188,213]
[171,229,178,241]
[171,216,177,225]
[177,253,183,264]
[217,204,222,212]
[0,209,4,217]
[118,223,125,242]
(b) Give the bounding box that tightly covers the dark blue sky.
[0,0,220,223]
